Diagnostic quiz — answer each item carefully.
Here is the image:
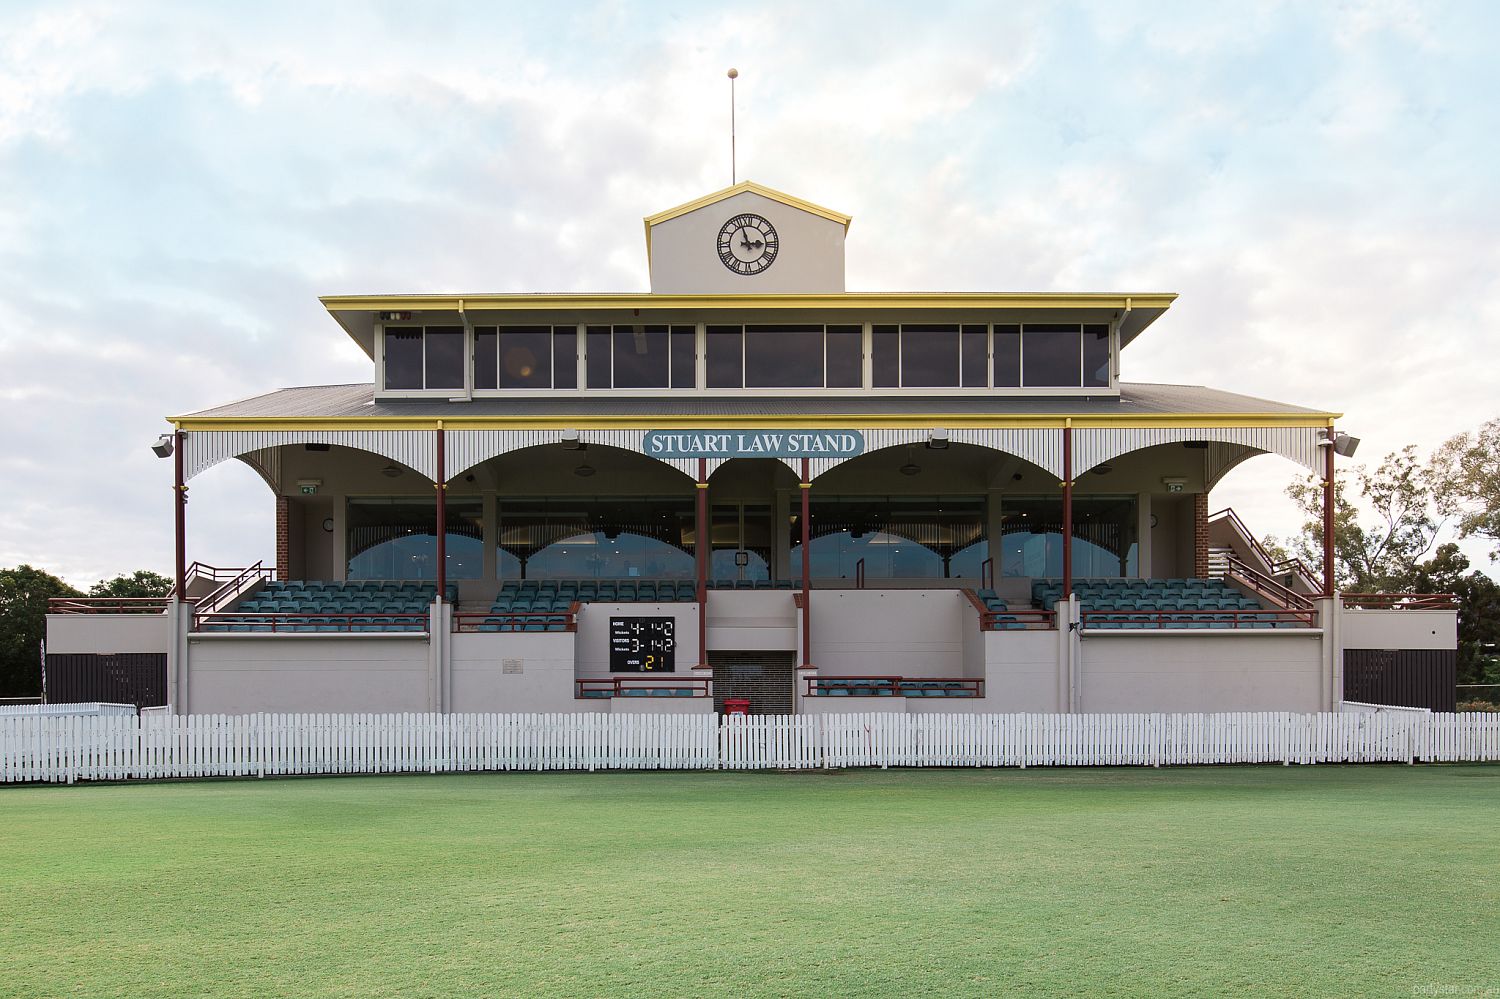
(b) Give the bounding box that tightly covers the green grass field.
[3,767,1498,998]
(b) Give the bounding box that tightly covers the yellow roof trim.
[321,291,1178,314]
[173,412,1337,433]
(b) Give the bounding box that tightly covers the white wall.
[449,631,592,713]
[185,636,431,713]
[1078,632,1326,712]
[648,190,846,294]
[46,614,169,655]
[810,590,967,677]
[1340,609,1457,650]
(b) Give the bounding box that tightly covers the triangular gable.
[643,181,851,257]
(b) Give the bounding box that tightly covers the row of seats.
[975,588,1030,631]
[706,579,798,590]
[204,581,455,633]
[578,687,700,699]
[812,678,980,698]
[1029,578,1300,629]
[499,579,698,602]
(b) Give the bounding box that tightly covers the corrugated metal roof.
[180,382,1329,420]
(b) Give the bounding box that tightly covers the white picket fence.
[2,711,1498,784]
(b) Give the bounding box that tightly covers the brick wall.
[275,495,289,581]
[1193,492,1210,579]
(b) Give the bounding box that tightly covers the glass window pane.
[424,327,465,390]
[994,325,1020,387]
[791,495,986,580]
[552,327,577,389]
[1000,495,1137,579]
[497,496,695,580]
[826,325,862,388]
[900,324,960,387]
[585,326,611,389]
[498,326,551,389]
[670,326,696,389]
[347,497,483,581]
[473,328,497,390]
[384,328,423,390]
[961,325,987,388]
[872,325,899,388]
[706,325,743,388]
[1022,324,1081,387]
[745,324,824,388]
[612,325,669,389]
[1083,324,1110,387]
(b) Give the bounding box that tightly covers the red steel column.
[436,426,446,601]
[1323,426,1336,597]
[800,458,812,669]
[1061,425,1073,600]
[174,429,186,602]
[696,459,709,670]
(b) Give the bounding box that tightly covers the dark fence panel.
[1344,649,1456,712]
[44,653,167,709]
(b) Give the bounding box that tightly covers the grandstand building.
[46,182,1458,714]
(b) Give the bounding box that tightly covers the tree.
[89,570,173,599]
[1274,445,1444,592]
[1411,543,1500,687]
[1432,418,1500,561]
[0,565,81,698]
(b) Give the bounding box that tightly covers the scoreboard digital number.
[609,617,676,672]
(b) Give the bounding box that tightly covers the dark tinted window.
[383,328,424,390]
[872,325,899,388]
[612,325,669,389]
[497,326,551,389]
[473,328,497,390]
[745,325,823,387]
[424,326,465,390]
[961,325,987,388]
[707,325,743,388]
[993,325,1020,387]
[1022,324,1081,387]
[900,324,960,387]
[826,325,862,388]
[552,327,576,389]
[670,326,696,389]
[585,326,611,389]
[1083,324,1110,387]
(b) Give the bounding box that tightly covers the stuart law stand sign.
[644,430,865,459]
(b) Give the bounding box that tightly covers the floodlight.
[151,434,174,458]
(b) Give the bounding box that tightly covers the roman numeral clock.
[716,213,779,275]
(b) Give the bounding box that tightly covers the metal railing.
[980,557,994,590]
[453,604,580,633]
[1208,507,1319,591]
[1080,608,1317,629]
[961,589,1057,630]
[1342,593,1459,610]
[803,675,984,698]
[575,676,711,699]
[194,562,275,617]
[1213,552,1315,611]
[193,612,429,633]
[48,596,173,615]
[854,559,866,589]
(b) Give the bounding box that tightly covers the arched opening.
[481,443,697,581]
[706,458,801,582]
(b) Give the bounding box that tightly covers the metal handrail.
[453,603,581,633]
[961,589,1057,630]
[193,611,429,633]
[1209,507,1319,589]
[1080,608,1317,629]
[1218,552,1315,611]
[195,561,274,616]
[576,676,711,699]
[48,597,173,615]
[980,557,994,590]
[1342,593,1459,610]
[854,559,866,589]
[803,675,984,697]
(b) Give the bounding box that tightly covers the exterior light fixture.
[381,464,403,478]
[1334,433,1360,457]
[926,429,950,450]
[560,429,584,450]
[899,461,921,477]
[574,463,596,478]
[151,434,175,458]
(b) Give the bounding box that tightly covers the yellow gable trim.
[642,181,852,261]
[321,291,1178,314]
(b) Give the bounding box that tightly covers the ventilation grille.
[710,651,796,715]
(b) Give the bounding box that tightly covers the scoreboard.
[609,617,676,672]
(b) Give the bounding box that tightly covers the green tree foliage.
[0,565,81,698]
[89,570,173,599]
[1432,417,1500,560]
[1275,445,1444,592]
[1411,544,1500,687]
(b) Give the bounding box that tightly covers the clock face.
[716,213,779,275]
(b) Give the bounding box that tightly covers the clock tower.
[644,181,850,294]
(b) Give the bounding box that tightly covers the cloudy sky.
[2,0,1496,586]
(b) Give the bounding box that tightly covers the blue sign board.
[644,430,865,460]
